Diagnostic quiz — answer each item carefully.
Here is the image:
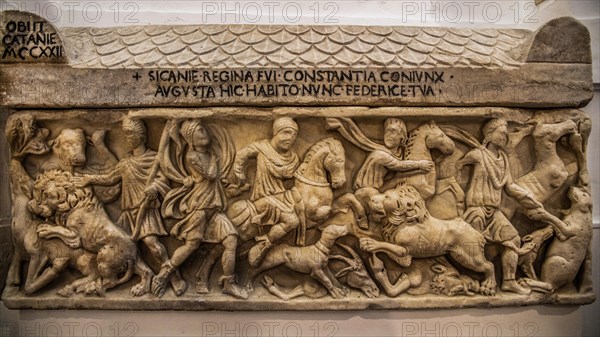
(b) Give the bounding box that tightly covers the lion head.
[28,170,94,219]
[430,264,480,296]
[369,185,429,241]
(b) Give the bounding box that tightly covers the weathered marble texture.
[0,107,594,310]
[0,12,594,108]
[0,10,595,310]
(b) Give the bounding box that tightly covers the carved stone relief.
[0,10,594,310]
[0,108,593,310]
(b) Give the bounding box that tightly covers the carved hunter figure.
[229,117,304,267]
[154,119,248,299]
[326,118,435,208]
[0,11,595,312]
[457,118,572,294]
[76,118,186,296]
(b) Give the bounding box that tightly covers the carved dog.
[522,186,593,293]
[27,170,153,296]
[245,224,351,299]
[259,242,380,300]
[361,185,496,295]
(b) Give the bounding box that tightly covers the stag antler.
[331,242,364,277]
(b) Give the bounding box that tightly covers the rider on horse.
[354,118,433,192]
[328,117,434,206]
[233,117,305,266]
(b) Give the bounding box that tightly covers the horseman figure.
[354,118,432,192]
[232,117,305,266]
[326,117,434,206]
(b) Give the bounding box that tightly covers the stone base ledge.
[2,287,595,311]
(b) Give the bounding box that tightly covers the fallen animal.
[368,255,481,297]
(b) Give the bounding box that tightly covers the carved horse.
[228,137,364,242]
[457,119,584,221]
[437,119,584,220]
[380,121,455,199]
[196,138,365,292]
[293,137,366,229]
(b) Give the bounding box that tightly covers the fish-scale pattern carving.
[60,24,531,69]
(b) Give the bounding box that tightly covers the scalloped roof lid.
[61,24,531,69]
[1,11,591,70]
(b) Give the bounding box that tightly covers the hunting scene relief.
[3,109,593,310]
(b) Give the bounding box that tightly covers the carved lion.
[27,170,153,296]
[361,185,497,296]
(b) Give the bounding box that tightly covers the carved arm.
[382,151,433,173]
[368,254,413,297]
[77,169,121,187]
[359,238,409,266]
[233,143,260,185]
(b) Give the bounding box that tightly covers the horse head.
[533,119,577,143]
[296,138,346,189]
[424,121,455,155]
[322,138,346,189]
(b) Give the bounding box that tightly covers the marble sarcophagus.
[0,10,594,310]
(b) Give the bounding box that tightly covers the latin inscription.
[143,69,447,99]
[2,20,63,60]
